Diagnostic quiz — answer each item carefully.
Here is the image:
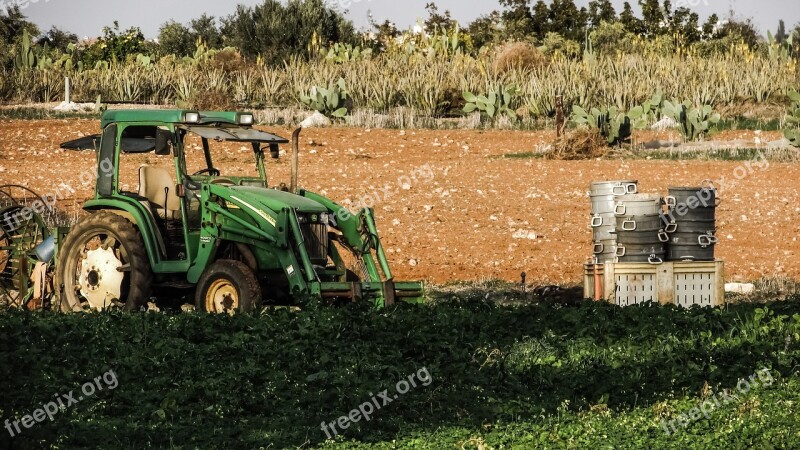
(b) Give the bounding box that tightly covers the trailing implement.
[4,109,423,313]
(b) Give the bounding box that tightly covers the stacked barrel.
[664,184,719,261]
[590,180,638,263]
[613,194,668,263]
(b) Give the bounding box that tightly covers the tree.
[370,19,400,51]
[775,20,788,44]
[466,11,502,49]
[668,7,701,44]
[158,21,194,57]
[639,0,665,36]
[221,0,357,65]
[547,0,589,42]
[423,3,457,34]
[619,2,643,34]
[701,14,719,40]
[588,0,616,28]
[591,21,637,54]
[716,16,761,49]
[81,21,149,66]
[36,26,77,53]
[191,14,223,49]
[499,0,535,40]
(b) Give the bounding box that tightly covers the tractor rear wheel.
[195,260,261,314]
[55,212,152,312]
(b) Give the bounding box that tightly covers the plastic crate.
[583,261,725,307]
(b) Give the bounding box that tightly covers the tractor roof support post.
[291,127,302,193]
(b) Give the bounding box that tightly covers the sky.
[11,0,800,40]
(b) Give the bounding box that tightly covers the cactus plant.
[463,85,520,121]
[300,78,350,119]
[14,30,37,70]
[571,105,647,146]
[661,100,721,142]
[325,43,372,63]
[641,92,663,120]
[785,91,800,148]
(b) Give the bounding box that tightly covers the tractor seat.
[138,166,181,221]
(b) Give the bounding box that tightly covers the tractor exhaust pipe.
[291,127,302,193]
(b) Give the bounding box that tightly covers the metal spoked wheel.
[0,205,49,309]
[0,185,72,228]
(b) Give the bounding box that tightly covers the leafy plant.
[661,100,721,141]
[463,85,520,121]
[13,29,37,70]
[325,43,372,63]
[300,78,351,119]
[641,91,663,120]
[571,105,646,146]
[767,30,795,61]
[786,91,800,148]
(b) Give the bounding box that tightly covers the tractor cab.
[62,111,285,262]
[57,109,424,313]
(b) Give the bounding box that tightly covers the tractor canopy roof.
[62,109,288,152]
[100,109,261,128]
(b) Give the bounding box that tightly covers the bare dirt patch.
[1,119,797,285]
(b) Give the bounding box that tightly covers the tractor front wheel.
[55,212,152,312]
[195,260,261,314]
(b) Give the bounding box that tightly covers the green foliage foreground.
[1,299,800,449]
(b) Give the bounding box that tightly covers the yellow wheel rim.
[205,278,239,314]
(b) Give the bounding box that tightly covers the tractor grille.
[301,223,329,265]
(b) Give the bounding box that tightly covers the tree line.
[1,0,798,69]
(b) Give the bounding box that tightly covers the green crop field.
[2,296,800,449]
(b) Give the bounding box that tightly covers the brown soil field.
[0,118,796,285]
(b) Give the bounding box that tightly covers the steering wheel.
[193,168,221,176]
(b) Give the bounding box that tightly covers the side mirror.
[269,143,280,159]
[155,128,173,156]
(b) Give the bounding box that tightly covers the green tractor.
[52,109,423,313]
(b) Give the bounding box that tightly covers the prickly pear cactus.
[786,91,800,148]
[300,78,350,119]
[14,30,37,70]
[571,105,635,146]
[662,100,720,142]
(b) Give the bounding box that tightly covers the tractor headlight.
[183,112,201,123]
[238,113,254,125]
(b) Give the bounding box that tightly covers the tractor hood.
[224,186,328,214]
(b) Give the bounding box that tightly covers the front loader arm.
[299,190,392,281]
